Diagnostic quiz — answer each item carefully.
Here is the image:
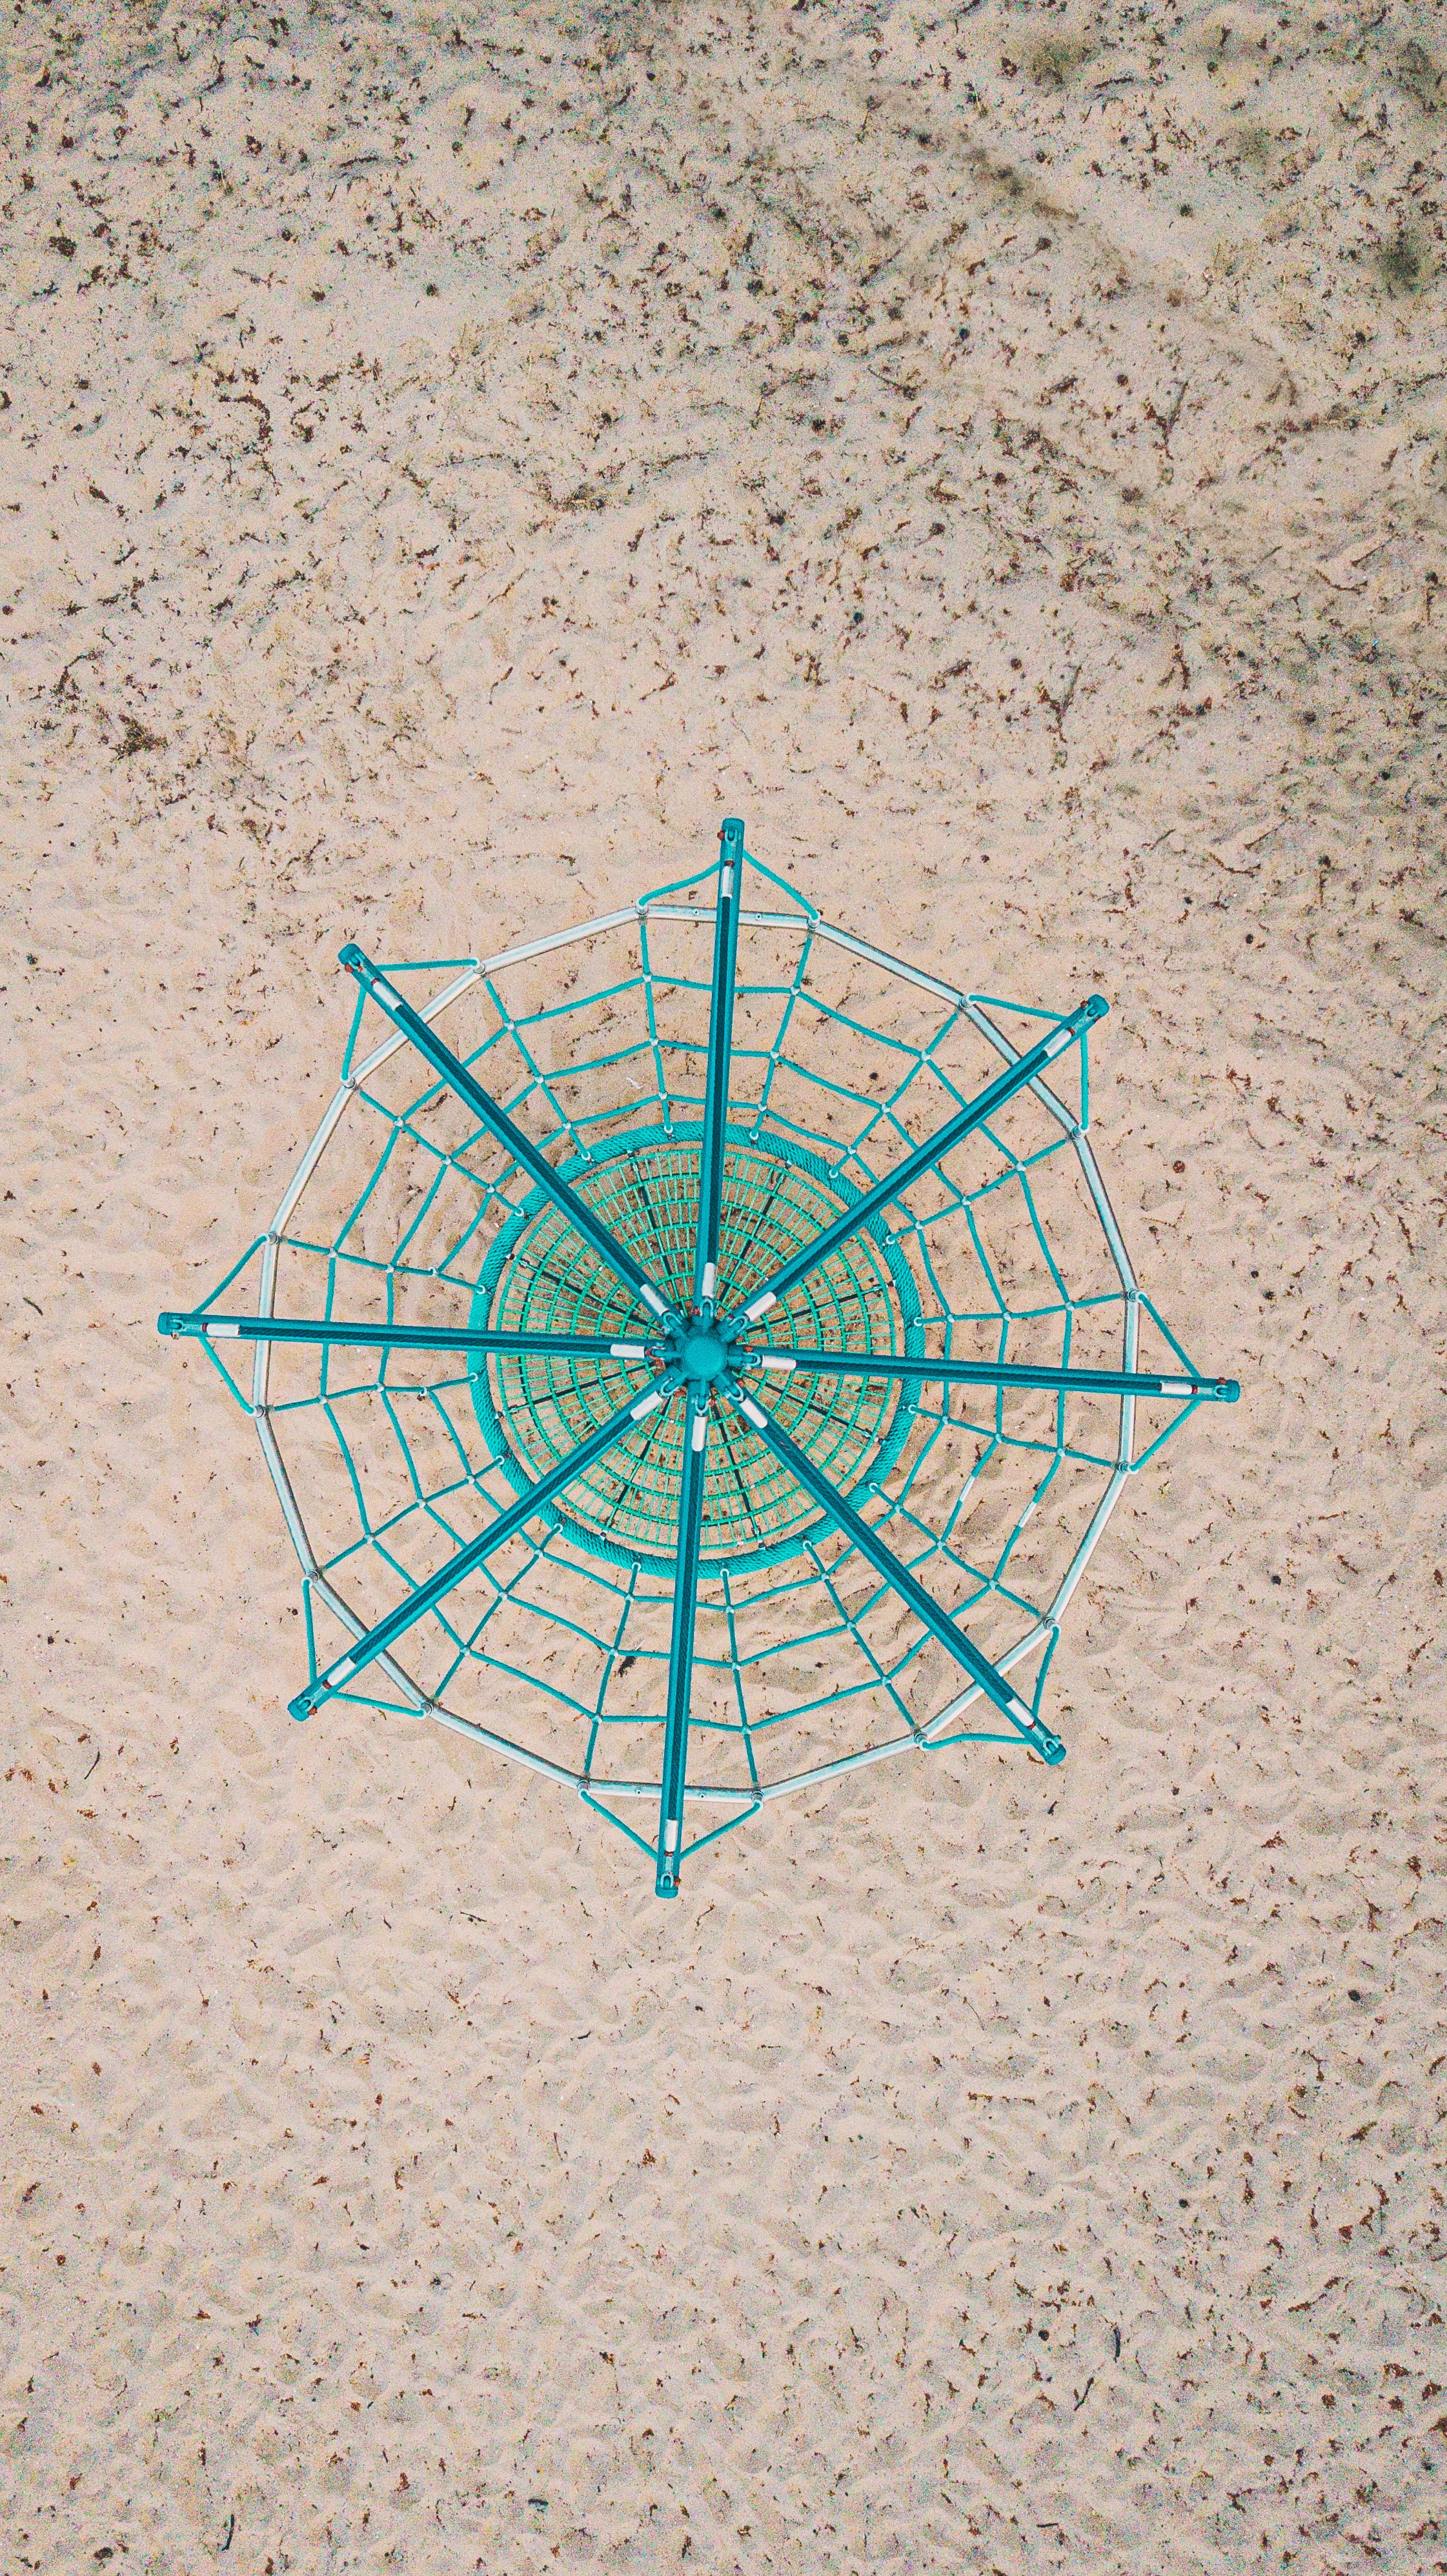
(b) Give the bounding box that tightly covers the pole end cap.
[288,1693,316,1724]
[156,1311,185,1336]
[338,942,367,974]
[1034,1729,1068,1766]
[1083,993,1109,1023]
[1217,1379,1241,1403]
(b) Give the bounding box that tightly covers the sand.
[3,1,1444,2569]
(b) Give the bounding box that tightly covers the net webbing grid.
[165,854,1232,1884]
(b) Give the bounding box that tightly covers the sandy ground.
[3,2,1445,2570]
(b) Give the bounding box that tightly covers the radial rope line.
[657,1390,709,1898]
[159,1313,661,1365]
[597,1396,676,1535]
[804,1534,923,1742]
[713,1404,768,1547]
[723,995,1109,1335]
[694,818,744,1319]
[743,1347,1240,1403]
[714,1171,788,1313]
[338,943,680,1329]
[621,1153,675,1280]
[723,1375,1066,1764]
[654,826,744,1892]
[289,1374,682,1720]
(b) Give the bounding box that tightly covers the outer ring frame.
[241,897,1143,1816]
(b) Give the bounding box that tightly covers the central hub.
[680,1325,729,1384]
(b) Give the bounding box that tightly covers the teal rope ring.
[469,1125,924,1573]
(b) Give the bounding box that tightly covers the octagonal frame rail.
[158,820,1242,1895]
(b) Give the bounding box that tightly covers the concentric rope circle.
[469,1125,924,1573]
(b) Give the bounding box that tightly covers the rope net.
[179,848,1222,1872]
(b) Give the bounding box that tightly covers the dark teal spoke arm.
[289,1373,682,1721]
[722,994,1108,1334]
[656,1389,710,1897]
[339,944,680,1329]
[742,1346,1240,1404]
[693,818,744,1320]
[722,1375,1065,1765]
[158,1309,661,1366]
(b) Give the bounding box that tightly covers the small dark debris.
[117,717,164,760]
[1395,40,1442,114]
[1379,230,1428,293]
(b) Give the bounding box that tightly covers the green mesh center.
[469,1127,923,1573]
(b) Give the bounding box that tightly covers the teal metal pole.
[157,1310,660,1366]
[656,1389,710,1898]
[693,818,744,1320]
[744,1347,1240,1404]
[724,996,1108,1333]
[338,945,680,1330]
[724,1375,1065,1764]
[288,1372,682,1721]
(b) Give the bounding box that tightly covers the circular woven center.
[469,1127,923,1573]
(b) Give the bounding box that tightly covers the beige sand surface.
[3,3,1444,2570]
